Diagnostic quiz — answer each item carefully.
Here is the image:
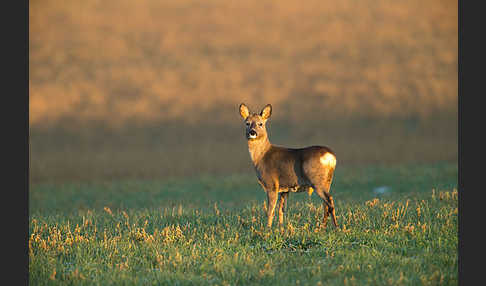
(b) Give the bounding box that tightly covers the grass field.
[29,162,457,285]
[29,0,458,284]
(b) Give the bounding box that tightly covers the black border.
[458,0,482,285]
[3,0,29,283]
[16,0,29,284]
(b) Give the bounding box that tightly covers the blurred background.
[29,0,457,184]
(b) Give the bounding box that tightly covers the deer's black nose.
[249,130,257,136]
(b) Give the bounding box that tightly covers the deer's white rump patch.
[320,153,336,167]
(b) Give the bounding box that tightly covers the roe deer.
[239,103,338,229]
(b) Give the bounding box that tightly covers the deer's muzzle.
[248,129,257,139]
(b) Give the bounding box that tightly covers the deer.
[239,103,339,230]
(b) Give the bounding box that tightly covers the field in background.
[30,0,457,183]
[29,0,457,183]
[29,0,457,125]
[29,114,457,184]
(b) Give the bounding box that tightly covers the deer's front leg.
[266,188,279,228]
[278,192,288,225]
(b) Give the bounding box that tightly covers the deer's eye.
[258,122,263,127]
[246,122,250,126]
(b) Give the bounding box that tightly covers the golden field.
[29,0,457,183]
[30,0,457,125]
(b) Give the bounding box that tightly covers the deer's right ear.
[260,104,272,120]
[239,103,250,119]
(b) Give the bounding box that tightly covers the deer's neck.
[247,137,271,166]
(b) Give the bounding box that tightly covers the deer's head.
[239,103,272,141]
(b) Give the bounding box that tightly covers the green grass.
[29,163,457,285]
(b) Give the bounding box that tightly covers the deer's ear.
[239,103,250,119]
[260,104,272,120]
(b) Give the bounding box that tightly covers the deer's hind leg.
[321,204,330,229]
[323,167,338,228]
[327,194,338,228]
[313,188,338,229]
[307,165,338,230]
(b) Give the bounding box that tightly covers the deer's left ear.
[239,103,250,119]
[260,104,272,120]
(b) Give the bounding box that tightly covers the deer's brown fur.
[239,103,338,229]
